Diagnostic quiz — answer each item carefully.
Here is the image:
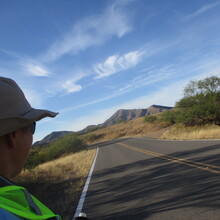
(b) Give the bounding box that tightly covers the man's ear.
[4,131,18,149]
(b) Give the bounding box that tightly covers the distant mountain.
[102,109,147,126]
[33,131,74,146]
[34,105,173,145]
[102,105,173,127]
[80,104,173,133]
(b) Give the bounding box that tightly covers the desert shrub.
[144,115,157,123]
[25,134,85,170]
[158,110,176,124]
[86,126,104,133]
[84,133,104,142]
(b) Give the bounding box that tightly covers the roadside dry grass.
[83,117,220,143]
[162,124,220,140]
[83,117,170,144]
[15,149,96,220]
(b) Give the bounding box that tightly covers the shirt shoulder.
[0,208,23,220]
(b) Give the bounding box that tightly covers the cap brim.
[0,109,58,136]
[20,108,59,122]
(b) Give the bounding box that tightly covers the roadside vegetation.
[16,75,219,220]
[176,76,220,126]
[25,133,85,170]
[144,76,220,139]
[16,149,96,220]
[162,124,220,140]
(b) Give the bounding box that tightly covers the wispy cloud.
[24,63,50,77]
[183,1,220,20]
[62,80,82,93]
[0,50,51,77]
[42,4,132,63]
[118,65,174,93]
[94,50,144,79]
[58,65,171,113]
[44,68,87,96]
[59,55,220,114]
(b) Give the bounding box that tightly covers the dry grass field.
[83,117,220,142]
[162,124,220,140]
[15,149,96,220]
[83,117,170,144]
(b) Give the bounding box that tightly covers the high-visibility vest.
[0,185,61,220]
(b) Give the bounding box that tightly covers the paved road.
[82,138,220,220]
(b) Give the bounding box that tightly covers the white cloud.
[118,65,174,93]
[20,59,50,77]
[58,65,220,122]
[42,4,132,62]
[183,2,220,20]
[42,67,87,97]
[25,63,50,77]
[0,50,51,77]
[94,50,144,78]
[62,80,82,93]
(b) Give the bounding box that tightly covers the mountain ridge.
[102,104,172,127]
[34,104,172,146]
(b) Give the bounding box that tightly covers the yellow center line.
[118,143,220,175]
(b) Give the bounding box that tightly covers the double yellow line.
[118,143,220,174]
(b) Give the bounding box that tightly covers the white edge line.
[73,147,99,219]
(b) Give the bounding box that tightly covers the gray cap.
[0,77,58,136]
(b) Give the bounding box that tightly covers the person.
[0,77,61,219]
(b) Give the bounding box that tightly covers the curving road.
[82,137,220,220]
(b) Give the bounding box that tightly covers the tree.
[175,76,220,126]
[184,76,220,96]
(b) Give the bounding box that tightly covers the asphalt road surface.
[82,138,220,220]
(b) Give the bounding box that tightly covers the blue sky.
[1,0,220,142]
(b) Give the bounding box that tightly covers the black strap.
[22,189,43,216]
[0,176,15,187]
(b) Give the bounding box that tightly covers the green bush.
[84,133,104,142]
[25,134,85,170]
[144,115,157,123]
[158,110,176,124]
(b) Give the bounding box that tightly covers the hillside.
[33,131,73,146]
[103,105,172,126]
[34,105,172,146]
[81,104,172,133]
